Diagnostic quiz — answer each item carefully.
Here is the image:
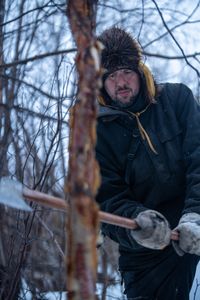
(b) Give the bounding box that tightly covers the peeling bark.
[66,1,101,299]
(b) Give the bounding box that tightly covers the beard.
[110,94,138,109]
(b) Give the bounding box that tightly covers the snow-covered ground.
[20,263,200,300]
[190,262,200,300]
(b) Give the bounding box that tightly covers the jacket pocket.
[157,128,184,173]
[125,137,154,186]
[148,128,185,185]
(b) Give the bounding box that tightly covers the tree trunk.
[66,1,101,299]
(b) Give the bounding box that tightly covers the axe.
[0,177,178,240]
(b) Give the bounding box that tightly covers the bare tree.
[0,1,74,298]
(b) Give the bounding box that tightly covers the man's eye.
[109,74,115,80]
[124,70,132,74]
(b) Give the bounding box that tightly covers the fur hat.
[97,27,156,105]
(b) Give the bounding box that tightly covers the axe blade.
[0,177,32,211]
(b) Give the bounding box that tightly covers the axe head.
[0,177,32,211]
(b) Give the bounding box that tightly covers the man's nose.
[116,73,127,87]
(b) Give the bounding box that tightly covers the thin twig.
[35,214,65,259]
[143,51,200,60]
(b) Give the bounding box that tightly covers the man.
[95,27,200,300]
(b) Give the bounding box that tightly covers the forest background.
[0,0,200,299]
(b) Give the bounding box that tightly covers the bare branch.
[144,1,200,48]
[151,0,200,77]
[0,102,69,125]
[143,51,200,60]
[0,48,76,69]
[0,1,61,27]
[1,74,62,100]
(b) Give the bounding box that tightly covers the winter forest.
[0,0,200,299]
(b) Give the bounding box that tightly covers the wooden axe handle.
[23,187,178,240]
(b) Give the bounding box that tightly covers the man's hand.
[172,213,200,256]
[130,210,171,250]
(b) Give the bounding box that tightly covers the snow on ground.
[190,262,200,300]
[20,262,200,300]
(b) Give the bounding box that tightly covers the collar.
[98,91,149,118]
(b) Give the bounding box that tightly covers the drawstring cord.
[128,104,158,154]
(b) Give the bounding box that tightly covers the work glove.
[130,210,171,250]
[172,213,200,256]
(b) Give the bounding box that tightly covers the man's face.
[104,69,140,106]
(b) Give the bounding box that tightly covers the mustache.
[116,86,131,92]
